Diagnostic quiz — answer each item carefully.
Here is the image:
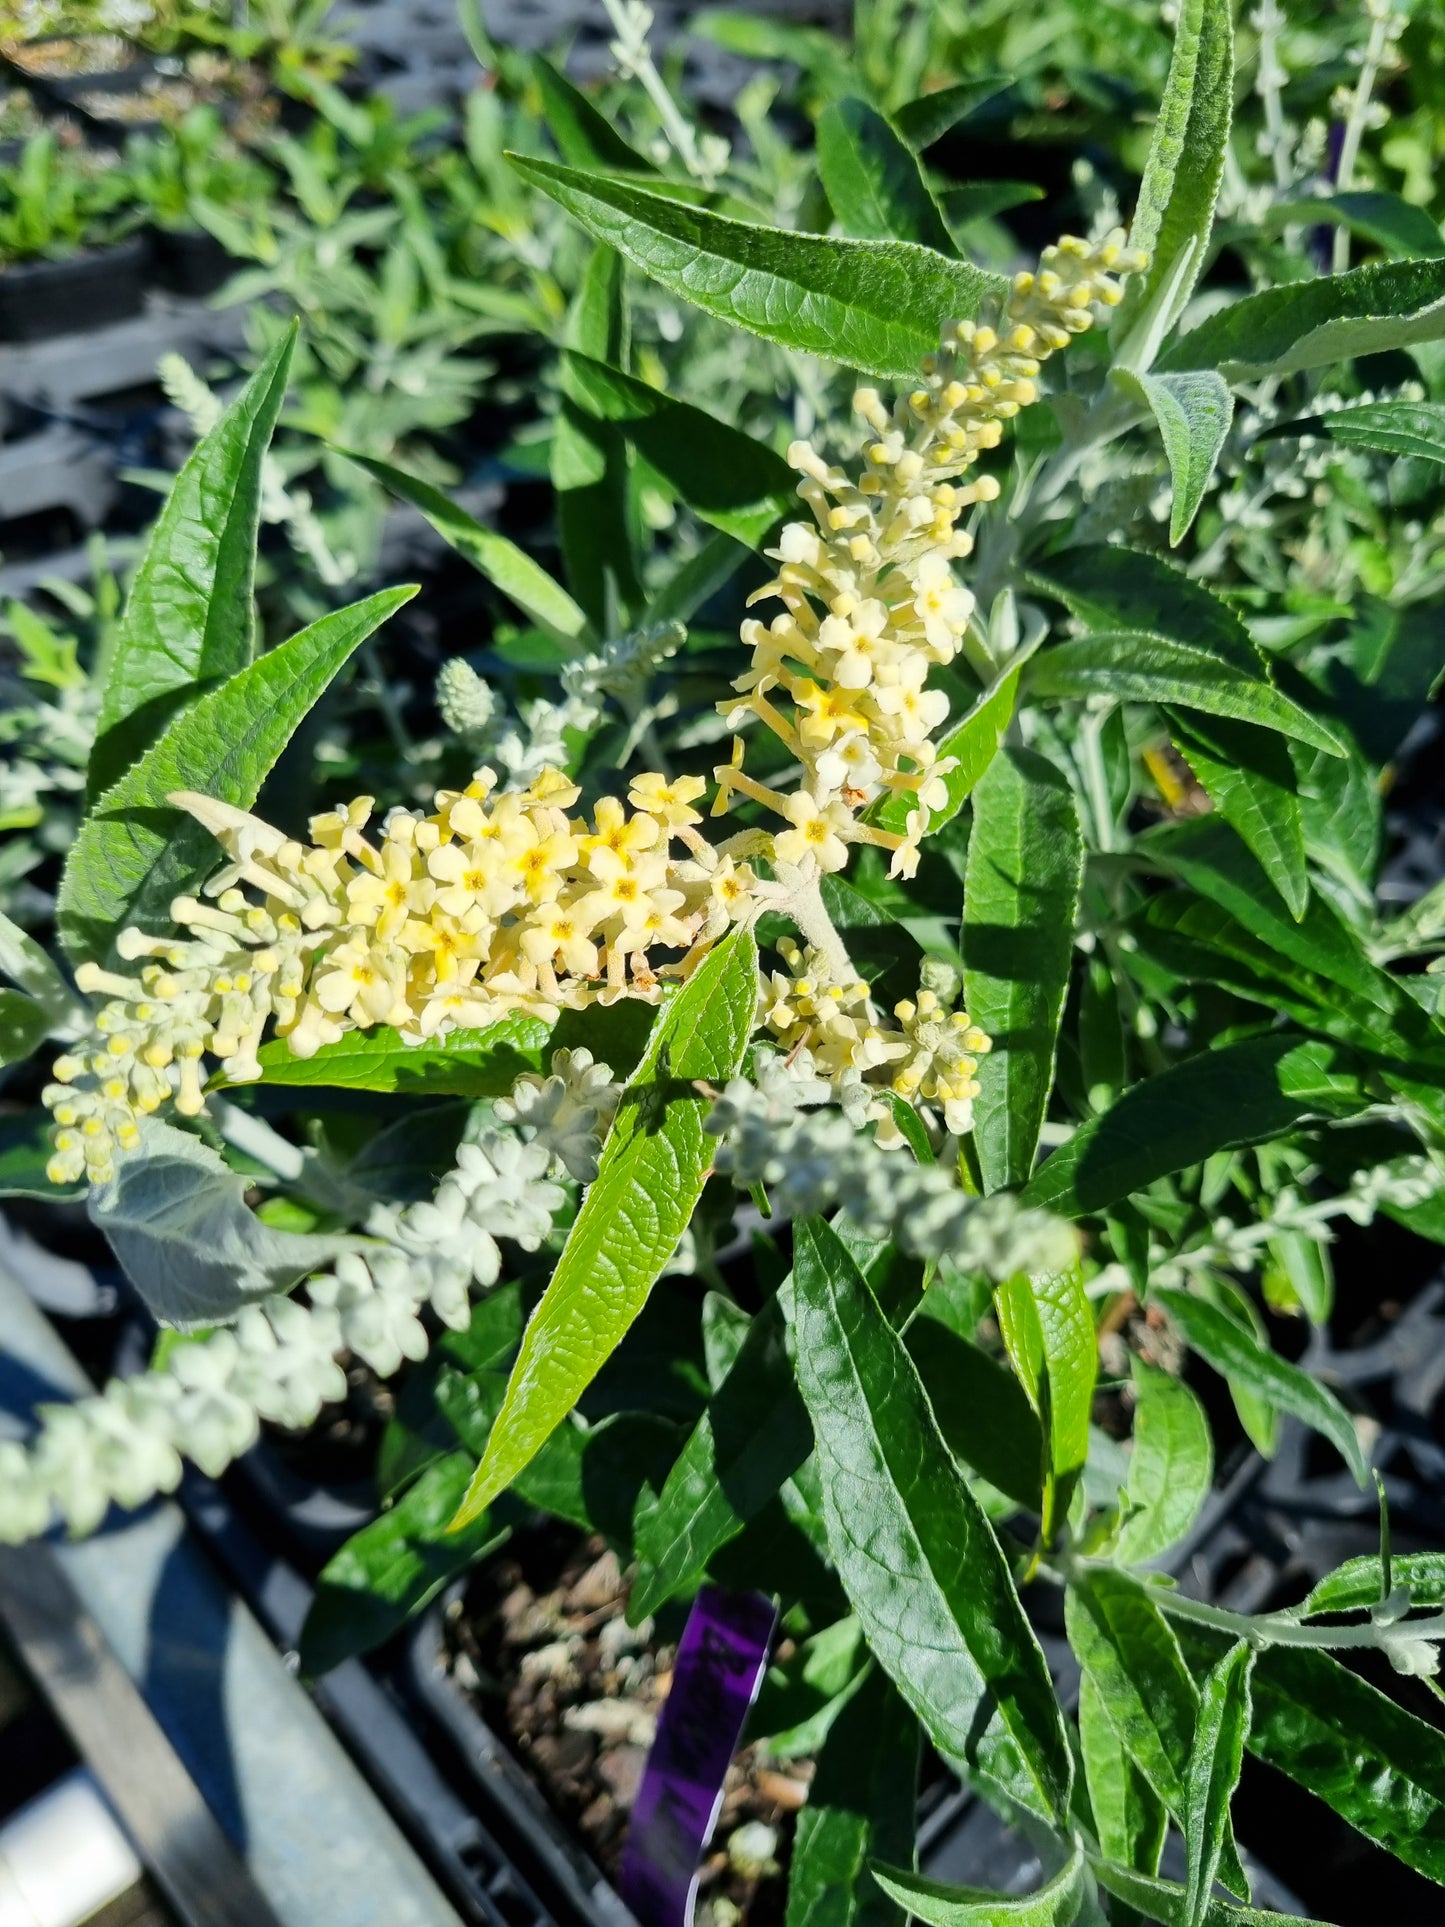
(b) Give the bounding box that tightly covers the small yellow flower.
[519,902,601,978]
[505,820,578,905]
[584,797,662,879]
[427,839,518,921]
[347,840,434,940]
[773,790,853,873]
[628,771,708,828]
[313,937,410,1027]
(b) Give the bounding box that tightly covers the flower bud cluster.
[493,1046,623,1182]
[716,232,1148,879]
[761,940,992,1137]
[44,768,744,1185]
[2,1079,606,1545]
[705,1067,1076,1278]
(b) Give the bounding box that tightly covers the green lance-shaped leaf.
[1168,713,1307,922]
[1092,1860,1338,1927]
[816,97,955,253]
[786,1217,1073,1825]
[1161,256,1445,380]
[1119,0,1234,350]
[1152,1286,1368,1485]
[905,1321,1043,1513]
[1029,632,1347,759]
[299,1454,506,1677]
[869,1845,1086,1927]
[995,1263,1096,1541]
[1291,397,1445,464]
[630,1232,914,1624]
[342,453,590,646]
[451,927,758,1530]
[1115,1359,1213,1566]
[228,1014,553,1096]
[871,660,1021,839]
[632,1292,812,1623]
[506,152,1004,380]
[1117,369,1234,544]
[1298,1550,1445,1618]
[559,349,796,547]
[528,53,656,174]
[1142,816,1396,1017]
[785,1666,919,1927]
[1032,543,1260,676]
[58,585,416,968]
[1023,1033,1373,1218]
[964,746,1083,1193]
[87,325,296,801]
[1270,190,1443,261]
[1078,1668,1168,1886]
[1175,1624,1445,1885]
[555,244,643,632]
[1066,1569,1199,1813]
[1032,548,1310,917]
[1182,1642,1253,1927]
[890,76,1014,152]
[1068,1570,1250,1898]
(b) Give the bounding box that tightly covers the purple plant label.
[620,1586,778,1927]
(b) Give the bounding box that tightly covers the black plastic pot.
[150,226,237,299]
[0,235,151,343]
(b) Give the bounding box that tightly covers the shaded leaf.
[817,97,954,252]
[1152,1286,1368,1485]
[560,349,795,546]
[1168,712,1307,922]
[787,1218,1072,1824]
[964,746,1083,1192]
[1023,1034,1373,1217]
[89,1119,361,1329]
[529,53,655,173]
[786,1667,919,1927]
[891,78,1014,151]
[300,1454,505,1676]
[905,1320,1043,1513]
[1030,632,1346,759]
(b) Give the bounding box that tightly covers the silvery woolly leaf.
[89,1118,365,1330]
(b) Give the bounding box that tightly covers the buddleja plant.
[8,0,1445,1919]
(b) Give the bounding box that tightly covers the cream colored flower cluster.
[44,767,750,1187]
[715,231,1148,878]
[44,232,1148,1190]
